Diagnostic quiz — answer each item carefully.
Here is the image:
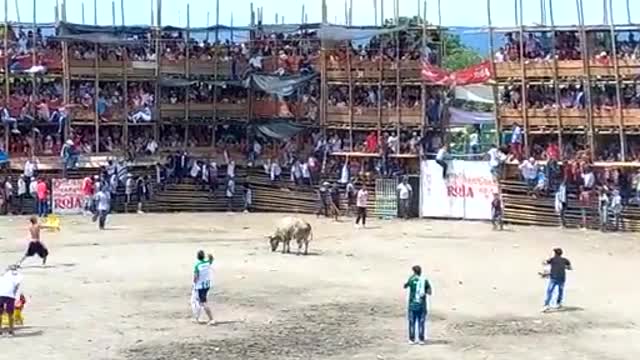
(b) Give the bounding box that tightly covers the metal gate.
[374,178,398,218]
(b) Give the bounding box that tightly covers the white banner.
[52,179,84,215]
[420,160,498,220]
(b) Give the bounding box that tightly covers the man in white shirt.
[0,265,23,336]
[226,177,235,212]
[435,145,449,179]
[3,176,13,215]
[145,139,158,154]
[511,123,523,160]
[581,167,595,190]
[397,177,413,220]
[23,158,37,191]
[519,157,538,190]
[487,144,507,179]
[355,185,369,228]
[93,188,111,230]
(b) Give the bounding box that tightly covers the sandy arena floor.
[0,212,639,360]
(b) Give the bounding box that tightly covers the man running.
[18,216,52,266]
[193,250,215,325]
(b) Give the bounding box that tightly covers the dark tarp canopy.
[252,119,307,140]
[58,22,150,36]
[54,33,143,44]
[243,73,317,97]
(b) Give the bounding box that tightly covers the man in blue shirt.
[403,265,432,344]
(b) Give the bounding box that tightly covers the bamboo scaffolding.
[486,0,501,145]
[3,0,9,154]
[122,43,129,151]
[548,0,563,155]
[576,0,595,159]
[395,0,401,153]
[346,40,354,151]
[94,42,100,153]
[607,0,626,160]
[184,4,191,148]
[517,0,529,156]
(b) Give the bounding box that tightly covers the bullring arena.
[1,212,639,360]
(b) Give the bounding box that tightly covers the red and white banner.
[52,179,84,215]
[421,60,493,87]
[420,160,498,220]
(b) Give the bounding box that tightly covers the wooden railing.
[494,59,640,79]
[326,106,423,128]
[499,107,640,128]
[326,59,422,81]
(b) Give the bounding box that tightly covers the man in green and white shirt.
[193,250,215,325]
[403,265,432,344]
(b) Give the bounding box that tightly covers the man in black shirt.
[542,248,572,312]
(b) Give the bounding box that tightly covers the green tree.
[442,33,483,71]
[381,16,483,71]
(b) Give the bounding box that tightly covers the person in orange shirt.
[36,178,48,218]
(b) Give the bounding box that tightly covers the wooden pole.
[30,0,37,156]
[576,0,595,159]
[82,2,85,24]
[275,13,278,25]
[518,0,529,156]
[215,0,219,42]
[420,0,427,139]
[349,0,353,26]
[121,0,125,26]
[184,3,190,148]
[93,0,97,25]
[3,0,9,155]
[112,1,116,26]
[94,42,100,154]
[150,0,154,26]
[154,0,161,143]
[206,11,210,42]
[514,0,518,25]
[487,0,501,146]
[56,0,59,22]
[14,0,20,23]
[321,0,328,139]
[608,0,626,160]
[122,41,129,152]
[60,1,70,140]
[548,0,563,158]
[231,13,234,42]
[602,0,608,25]
[380,0,384,26]
[373,0,378,26]
[627,0,632,24]
[55,5,59,23]
[301,5,305,23]
[437,0,442,26]
[395,0,401,152]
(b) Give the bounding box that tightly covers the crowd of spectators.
[495,31,640,63]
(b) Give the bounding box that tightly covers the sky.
[0,0,635,28]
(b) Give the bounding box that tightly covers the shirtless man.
[18,216,52,266]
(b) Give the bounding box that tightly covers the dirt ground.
[0,212,639,360]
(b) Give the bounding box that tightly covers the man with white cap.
[0,264,22,336]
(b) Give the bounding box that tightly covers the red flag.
[450,61,493,86]
[421,59,452,86]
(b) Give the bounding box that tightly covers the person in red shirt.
[81,176,94,215]
[36,178,48,217]
[365,132,377,153]
[545,142,560,161]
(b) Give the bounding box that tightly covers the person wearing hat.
[0,264,23,336]
[60,139,76,178]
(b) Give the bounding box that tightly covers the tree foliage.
[381,16,483,71]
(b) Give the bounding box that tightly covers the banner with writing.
[52,178,84,215]
[420,160,498,220]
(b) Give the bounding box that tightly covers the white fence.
[420,160,498,220]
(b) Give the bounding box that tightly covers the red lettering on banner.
[446,185,475,198]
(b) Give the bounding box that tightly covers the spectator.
[555,181,567,228]
[519,157,538,193]
[491,192,504,231]
[610,189,623,231]
[397,177,413,220]
[243,183,252,213]
[435,144,449,179]
[511,123,523,160]
[225,176,235,212]
[36,177,48,217]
